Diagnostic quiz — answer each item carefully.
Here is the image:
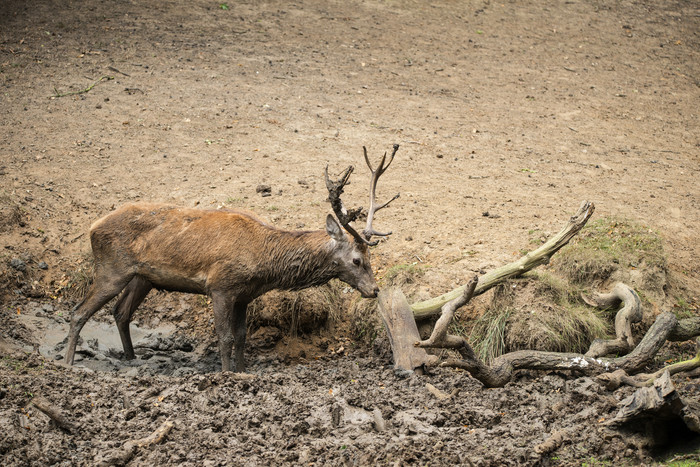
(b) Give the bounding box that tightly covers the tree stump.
[377,288,439,371]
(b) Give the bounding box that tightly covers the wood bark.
[605,371,700,435]
[410,200,595,319]
[377,288,439,371]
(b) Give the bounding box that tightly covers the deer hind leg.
[211,290,235,372]
[65,271,133,365]
[232,300,249,373]
[111,276,152,360]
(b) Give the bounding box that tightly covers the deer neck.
[263,229,337,291]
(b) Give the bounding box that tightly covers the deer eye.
[353,258,361,266]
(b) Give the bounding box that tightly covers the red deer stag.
[64,145,400,372]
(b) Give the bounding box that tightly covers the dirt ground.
[1,0,699,465]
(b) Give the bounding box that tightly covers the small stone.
[256,184,272,195]
[38,261,48,270]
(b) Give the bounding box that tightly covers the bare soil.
[1,0,699,465]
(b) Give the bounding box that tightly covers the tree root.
[584,283,642,358]
[418,280,699,388]
[598,337,700,390]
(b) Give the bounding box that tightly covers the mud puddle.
[14,304,215,376]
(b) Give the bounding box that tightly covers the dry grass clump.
[247,280,347,337]
[55,254,95,304]
[468,274,610,363]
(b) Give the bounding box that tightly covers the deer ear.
[325,214,347,242]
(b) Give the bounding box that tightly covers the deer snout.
[360,286,380,299]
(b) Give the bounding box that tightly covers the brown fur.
[65,202,378,372]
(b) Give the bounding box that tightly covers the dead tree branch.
[411,200,595,319]
[51,75,114,98]
[416,276,478,349]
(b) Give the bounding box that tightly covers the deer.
[64,145,400,372]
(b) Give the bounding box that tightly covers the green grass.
[554,216,665,284]
[469,306,512,363]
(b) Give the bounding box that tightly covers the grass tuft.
[553,216,665,284]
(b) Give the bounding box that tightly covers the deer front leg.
[65,273,133,365]
[211,290,235,372]
[232,300,249,372]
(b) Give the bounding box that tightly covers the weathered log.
[669,317,700,342]
[410,200,595,319]
[377,288,439,371]
[605,371,700,435]
[584,283,642,358]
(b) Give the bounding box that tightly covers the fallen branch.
[411,200,595,319]
[52,75,114,98]
[598,337,700,389]
[426,383,460,401]
[416,276,478,349]
[31,396,77,433]
[534,428,571,455]
[96,420,174,466]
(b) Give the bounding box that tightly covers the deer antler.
[325,145,400,246]
[363,144,400,240]
[324,164,367,244]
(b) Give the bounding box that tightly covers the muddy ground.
[1,0,699,465]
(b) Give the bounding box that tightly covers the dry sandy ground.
[1,0,699,465]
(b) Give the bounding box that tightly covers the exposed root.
[584,283,642,358]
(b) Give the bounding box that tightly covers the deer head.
[324,144,400,297]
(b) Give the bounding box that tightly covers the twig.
[31,396,77,433]
[426,383,460,401]
[97,420,174,466]
[107,66,130,77]
[52,75,114,98]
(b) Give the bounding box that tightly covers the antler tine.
[363,144,400,241]
[324,164,374,245]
